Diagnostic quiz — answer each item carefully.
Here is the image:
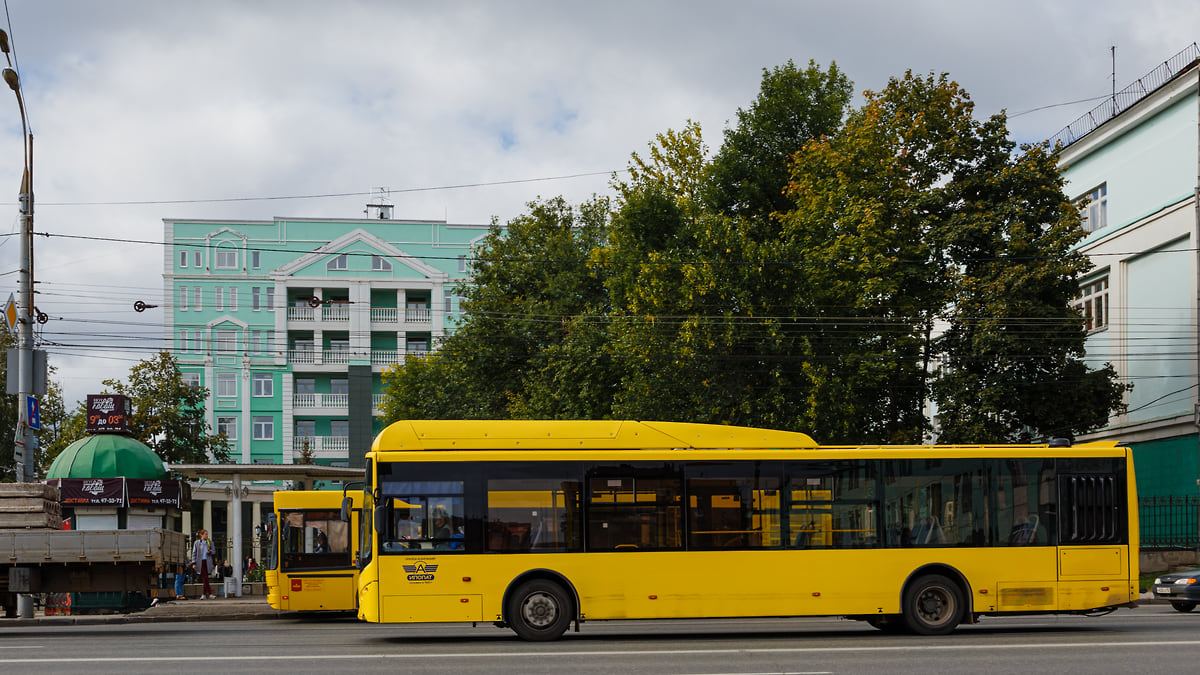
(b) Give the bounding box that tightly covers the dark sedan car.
[1153,569,1200,612]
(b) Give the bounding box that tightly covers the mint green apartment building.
[163,212,493,469]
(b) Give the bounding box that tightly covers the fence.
[1139,496,1199,550]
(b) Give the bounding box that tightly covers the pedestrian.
[174,564,186,600]
[191,529,217,599]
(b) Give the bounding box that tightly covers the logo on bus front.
[403,561,438,583]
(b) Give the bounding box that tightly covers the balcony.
[287,306,350,322]
[292,435,349,460]
[287,349,351,366]
[405,307,431,323]
[371,307,398,323]
[293,393,349,409]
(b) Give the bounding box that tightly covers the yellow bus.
[265,489,362,612]
[354,420,1138,640]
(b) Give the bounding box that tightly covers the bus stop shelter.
[168,464,365,596]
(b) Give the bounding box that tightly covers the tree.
[37,379,86,472]
[705,59,853,222]
[380,196,613,421]
[0,329,17,480]
[782,72,1126,442]
[102,351,229,463]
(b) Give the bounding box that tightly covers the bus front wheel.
[507,579,573,641]
[902,574,963,635]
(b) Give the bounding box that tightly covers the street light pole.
[2,30,36,482]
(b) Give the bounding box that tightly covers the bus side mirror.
[340,497,352,522]
[374,505,389,537]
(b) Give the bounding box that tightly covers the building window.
[215,329,238,353]
[1075,276,1109,331]
[229,287,238,311]
[330,420,349,439]
[215,248,238,269]
[253,416,274,441]
[327,254,347,271]
[330,378,348,396]
[407,338,428,354]
[252,287,261,311]
[179,251,188,268]
[457,255,466,273]
[329,339,349,353]
[216,372,237,398]
[191,330,203,351]
[372,255,392,272]
[251,251,260,269]
[179,287,188,311]
[215,287,225,311]
[193,251,202,268]
[252,372,273,397]
[193,287,202,311]
[266,287,275,311]
[1078,184,1107,233]
[182,371,201,388]
[295,419,315,438]
[444,289,453,314]
[216,416,237,440]
[179,329,189,351]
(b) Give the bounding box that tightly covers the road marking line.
[2,640,1200,663]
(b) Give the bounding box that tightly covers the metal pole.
[17,144,34,483]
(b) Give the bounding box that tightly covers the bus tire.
[507,579,573,641]
[902,574,963,635]
[1170,601,1197,613]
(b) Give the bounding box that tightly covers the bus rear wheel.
[902,574,963,635]
[507,579,573,641]
[866,614,907,633]
[1170,601,1197,613]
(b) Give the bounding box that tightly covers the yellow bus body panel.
[269,490,361,613]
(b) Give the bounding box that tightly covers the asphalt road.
[2,606,1198,674]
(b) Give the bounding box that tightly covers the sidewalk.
[5,595,285,626]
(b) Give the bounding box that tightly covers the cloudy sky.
[0,0,1196,406]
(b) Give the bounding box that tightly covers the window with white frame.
[182,371,201,388]
[215,287,225,311]
[457,255,466,273]
[215,247,238,269]
[1075,275,1109,331]
[193,251,202,268]
[327,254,348,271]
[215,329,238,353]
[190,330,203,352]
[179,329,189,351]
[372,255,392,272]
[330,378,348,395]
[252,372,273,397]
[216,372,237,398]
[253,416,274,440]
[444,289,453,314]
[193,287,202,311]
[1078,184,1108,233]
[251,251,260,269]
[229,287,238,311]
[295,419,315,437]
[266,287,274,311]
[216,416,237,439]
[179,286,189,311]
[252,287,261,311]
[179,251,188,268]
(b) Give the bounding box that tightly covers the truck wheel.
[1170,601,1197,613]
[902,574,963,635]
[507,579,572,641]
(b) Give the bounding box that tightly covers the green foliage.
[37,381,87,472]
[102,351,230,463]
[381,196,613,420]
[377,62,1127,445]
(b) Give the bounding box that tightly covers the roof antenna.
[1110,45,1117,116]
[365,187,393,220]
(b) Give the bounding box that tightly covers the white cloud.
[0,0,1195,404]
